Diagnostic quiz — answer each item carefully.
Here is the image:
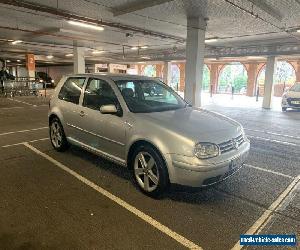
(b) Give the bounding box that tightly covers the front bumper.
[282,98,300,109]
[168,141,250,187]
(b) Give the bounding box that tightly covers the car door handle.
[79,111,85,117]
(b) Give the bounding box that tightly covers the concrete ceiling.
[1,0,300,65]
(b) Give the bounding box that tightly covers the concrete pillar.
[179,63,185,92]
[185,17,206,106]
[163,61,172,85]
[296,61,300,82]
[210,64,219,94]
[262,56,276,109]
[246,63,258,97]
[26,54,35,79]
[73,46,85,74]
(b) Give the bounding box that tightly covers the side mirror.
[100,104,118,114]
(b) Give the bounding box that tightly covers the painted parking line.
[23,142,202,250]
[1,137,49,148]
[248,135,299,147]
[231,175,300,250]
[8,98,36,106]
[244,164,295,179]
[245,128,300,141]
[0,106,24,110]
[0,126,48,136]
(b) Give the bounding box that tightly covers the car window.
[58,77,86,104]
[83,78,119,111]
[115,79,186,113]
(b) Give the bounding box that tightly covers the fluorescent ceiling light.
[92,50,104,54]
[131,47,139,50]
[46,55,54,59]
[141,46,148,49]
[68,20,104,31]
[297,30,300,33]
[6,60,11,63]
[137,62,144,64]
[205,38,218,43]
[17,59,21,62]
[65,53,73,57]
[141,56,150,59]
[11,40,22,45]
[8,39,14,42]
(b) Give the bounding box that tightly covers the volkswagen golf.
[49,74,250,197]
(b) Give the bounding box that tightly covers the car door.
[76,77,127,163]
[57,76,87,141]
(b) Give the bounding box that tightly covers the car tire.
[130,144,169,198]
[282,107,287,112]
[49,117,69,152]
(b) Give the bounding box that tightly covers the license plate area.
[291,101,300,104]
[223,154,245,179]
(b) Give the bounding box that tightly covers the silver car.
[49,74,250,197]
[282,83,300,111]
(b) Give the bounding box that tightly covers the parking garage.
[0,0,299,249]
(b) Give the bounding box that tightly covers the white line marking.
[248,135,299,146]
[0,126,48,136]
[256,182,300,236]
[231,175,300,250]
[0,106,24,110]
[245,128,300,140]
[8,98,35,106]
[1,138,49,148]
[244,164,294,179]
[23,143,202,250]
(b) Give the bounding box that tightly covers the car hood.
[286,91,300,98]
[135,107,243,144]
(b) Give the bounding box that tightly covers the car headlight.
[240,127,248,142]
[194,142,219,159]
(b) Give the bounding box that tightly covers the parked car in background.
[49,74,250,197]
[36,71,54,87]
[281,83,300,111]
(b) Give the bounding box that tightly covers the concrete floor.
[0,96,299,250]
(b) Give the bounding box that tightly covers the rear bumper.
[168,141,250,187]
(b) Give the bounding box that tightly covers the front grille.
[287,98,300,107]
[218,134,244,154]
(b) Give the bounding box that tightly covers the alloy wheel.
[50,121,63,148]
[134,152,159,192]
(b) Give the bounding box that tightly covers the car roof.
[64,73,161,82]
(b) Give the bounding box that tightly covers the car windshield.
[114,79,187,113]
[290,84,300,92]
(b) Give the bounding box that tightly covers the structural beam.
[184,17,206,107]
[112,0,175,16]
[247,0,282,21]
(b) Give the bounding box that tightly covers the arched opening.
[218,63,248,94]
[256,61,296,97]
[170,64,180,91]
[142,65,156,77]
[202,64,210,92]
